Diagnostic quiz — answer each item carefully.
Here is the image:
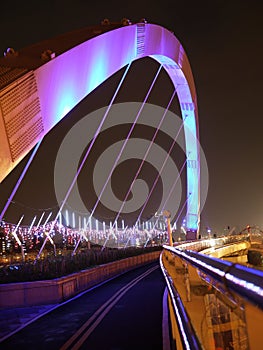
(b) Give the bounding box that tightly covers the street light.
[163,210,173,247]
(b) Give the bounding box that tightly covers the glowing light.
[43,212,52,227]
[32,24,200,233]
[45,231,54,245]
[65,210,69,226]
[225,274,263,298]
[159,254,200,350]
[210,239,216,247]
[2,25,201,235]
[62,105,71,116]
[58,212,62,227]
[28,216,37,235]
[86,51,107,92]
[36,212,45,229]
[72,212,75,228]
[88,217,92,230]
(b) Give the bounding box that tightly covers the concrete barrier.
[0,251,160,308]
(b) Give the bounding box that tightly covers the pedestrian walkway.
[0,304,57,341]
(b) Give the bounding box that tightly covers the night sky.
[0,0,263,234]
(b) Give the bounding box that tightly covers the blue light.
[86,52,107,93]
[33,24,201,234]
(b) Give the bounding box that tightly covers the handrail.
[159,252,203,350]
[163,244,263,311]
[173,234,250,252]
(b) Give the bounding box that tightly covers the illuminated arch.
[0,23,200,233]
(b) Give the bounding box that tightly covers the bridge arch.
[0,23,200,234]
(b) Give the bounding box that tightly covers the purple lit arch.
[0,23,200,234]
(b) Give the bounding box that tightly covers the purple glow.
[54,62,132,230]
[35,211,45,229]
[1,23,200,233]
[159,253,197,350]
[35,24,200,232]
[225,274,263,297]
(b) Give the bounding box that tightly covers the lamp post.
[163,210,173,246]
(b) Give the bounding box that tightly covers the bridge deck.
[0,262,167,349]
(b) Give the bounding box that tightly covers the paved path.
[0,262,168,349]
[0,304,57,340]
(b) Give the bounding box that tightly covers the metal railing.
[160,253,203,350]
[161,236,263,350]
[163,244,263,310]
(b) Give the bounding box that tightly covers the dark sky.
[0,0,263,233]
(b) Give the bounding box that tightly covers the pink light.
[1,23,200,233]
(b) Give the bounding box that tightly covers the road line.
[61,265,159,350]
[72,265,158,350]
[0,267,136,343]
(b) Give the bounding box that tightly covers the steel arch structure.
[0,21,200,234]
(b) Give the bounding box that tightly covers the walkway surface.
[0,304,57,341]
[0,262,169,349]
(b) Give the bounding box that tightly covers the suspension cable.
[36,63,132,259]
[152,157,188,230]
[173,192,192,229]
[54,62,132,225]
[113,88,176,227]
[136,114,188,223]
[86,64,163,226]
[0,139,42,222]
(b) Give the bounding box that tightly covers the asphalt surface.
[0,262,167,349]
[0,303,57,340]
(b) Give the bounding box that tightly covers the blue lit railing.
[160,237,263,349]
[163,244,263,311]
[160,253,203,350]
